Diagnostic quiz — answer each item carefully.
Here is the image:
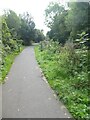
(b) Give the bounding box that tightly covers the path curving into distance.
[2,46,72,118]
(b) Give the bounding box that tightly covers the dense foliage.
[45,2,89,44]
[35,33,89,119]
[0,10,45,83]
[18,12,35,45]
[0,16,23,83]
[0,2,90,119]
[35,1,90,119]
[4,10,45,45]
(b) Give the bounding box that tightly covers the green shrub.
[35,34,89,119]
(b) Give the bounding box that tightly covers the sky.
[0,0,70,34]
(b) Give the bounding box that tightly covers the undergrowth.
[35,37,89,120]
[0,46,24,84]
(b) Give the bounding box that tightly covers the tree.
[48,10,70,44]
[65,2,89,39]
[34,29,45,43]
[2,14,23,54]
[45,2,65,28]
[4,10,21,39]
[45,2,69,44]
[45,2,89,44]
[19,12,35,45]
[2,17,11,46]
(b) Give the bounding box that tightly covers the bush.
[35,34,89,119]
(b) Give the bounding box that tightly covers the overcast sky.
[0,0,70,34]
[0,0,89,34]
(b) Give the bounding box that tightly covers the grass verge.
[0,46,24,84]
[34,45,89,120]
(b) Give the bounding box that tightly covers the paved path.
[0,85,2,119]
[2,46,72,118]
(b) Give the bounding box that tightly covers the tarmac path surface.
[0,85,2,119]
[2,46,72,118]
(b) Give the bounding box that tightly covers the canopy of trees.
[0,10,45,82]
[2,10,45,46]
[45,2,89,44]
